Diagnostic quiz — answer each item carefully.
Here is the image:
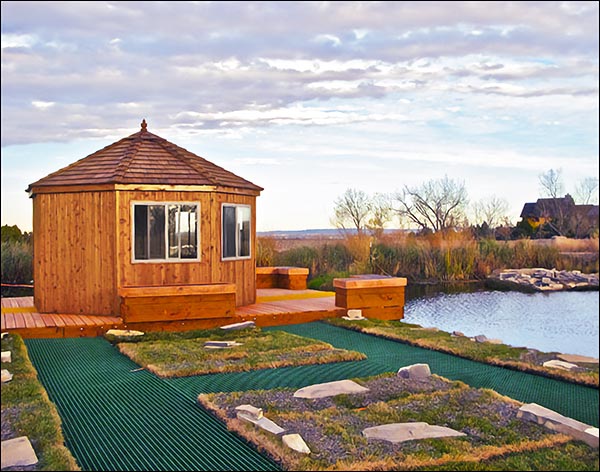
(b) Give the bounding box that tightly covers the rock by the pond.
[220,321,256,331]
[1,369,13,383]
[517,403,598,448]
[1,351,11,363]
[204,340,243,349]
[362,422,466,443]
[543,359,580,371]
[282,433,311,454]
[236,412,285,435]
[235,404,263,421]
[106,329,144,337]
[397,363,431,379]
[1,436,39,469]
[293,379,369,399]
[473,335,488,343]
[487,268,599,292]
[451,331,465,337]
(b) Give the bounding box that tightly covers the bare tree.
[539,168,564,198]
[472,195,510,236]
[366,193,393,238]
[394,176,468,232]
[537,168,572,236]
[332,188,372,234]
[574,177,599,205]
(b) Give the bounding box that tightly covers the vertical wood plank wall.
[32,191,118,315]
[116,190,257,306]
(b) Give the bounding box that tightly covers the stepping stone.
[282,433,311,454]
[1,351,11,363]
[543,359,579,371]
[105,329,144,337]
[235,404,263,421]
[236,411,285,435]
[1,436,39,469]
[397,363,431,379]
[220,321,255,331]
[362,422,466,443]
[204,340,243,349]
[293,379,369,399]
[1,369,13,383]
[517,403,598,448]
[558,354,599,364]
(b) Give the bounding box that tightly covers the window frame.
[131,201,201,264]
[221,203,252,261]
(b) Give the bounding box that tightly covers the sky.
[1,1,598,232]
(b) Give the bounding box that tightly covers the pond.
[404,284,599,358]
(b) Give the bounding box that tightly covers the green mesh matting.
[25,321,598,471]
[25,337,280,471]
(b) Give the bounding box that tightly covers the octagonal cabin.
[26,120,262,322]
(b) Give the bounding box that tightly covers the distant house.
[519,194,599,237]
[26,120,263,320]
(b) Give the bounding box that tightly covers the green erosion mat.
[24,337,280,472]
[25,322,598,471]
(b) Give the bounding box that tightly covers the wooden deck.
[1,289,344,339]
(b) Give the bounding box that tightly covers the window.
[133,202,199,261]
[222,204,251,260]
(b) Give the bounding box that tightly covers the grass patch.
[109,327,366,377]
[198,372,598,471]
[1,333,79,471]
[324,318,599,388]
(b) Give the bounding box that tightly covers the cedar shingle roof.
[27,120,263,193]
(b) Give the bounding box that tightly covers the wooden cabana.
[26,120,262,323]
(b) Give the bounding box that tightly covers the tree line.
[332,170,599,239]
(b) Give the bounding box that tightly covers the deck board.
[1,289,343,338]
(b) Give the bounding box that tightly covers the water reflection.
[404,283,599,358]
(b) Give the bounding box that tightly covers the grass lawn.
[324,318,599,388]
[109,326,366,377]
[198,372,599,471]
[1,333,79,471]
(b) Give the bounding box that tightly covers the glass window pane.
[134,205,148,260]
[149,205,165,259]
[180,204,198,259]
[168,205,179,258]
[238,206,251,257]
[223,206,236,258]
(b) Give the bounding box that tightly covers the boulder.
[204,340,243,349]
[235,404,263,421]
[1,351,11,363]
[397,363,431,379]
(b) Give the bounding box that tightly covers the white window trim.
[131,201,201,264]
[221,203,252,261]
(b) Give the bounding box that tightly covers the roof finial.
[141,118,147,132]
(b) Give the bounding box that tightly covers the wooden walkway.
[1,290,344,339]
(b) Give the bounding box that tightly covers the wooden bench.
[119,284,236,323]
[256,267,309,290]
[333,275,407,320]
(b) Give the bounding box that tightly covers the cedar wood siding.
[116,189,257,307]
[32,190,118,315]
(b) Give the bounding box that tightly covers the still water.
[404,285,599,358]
